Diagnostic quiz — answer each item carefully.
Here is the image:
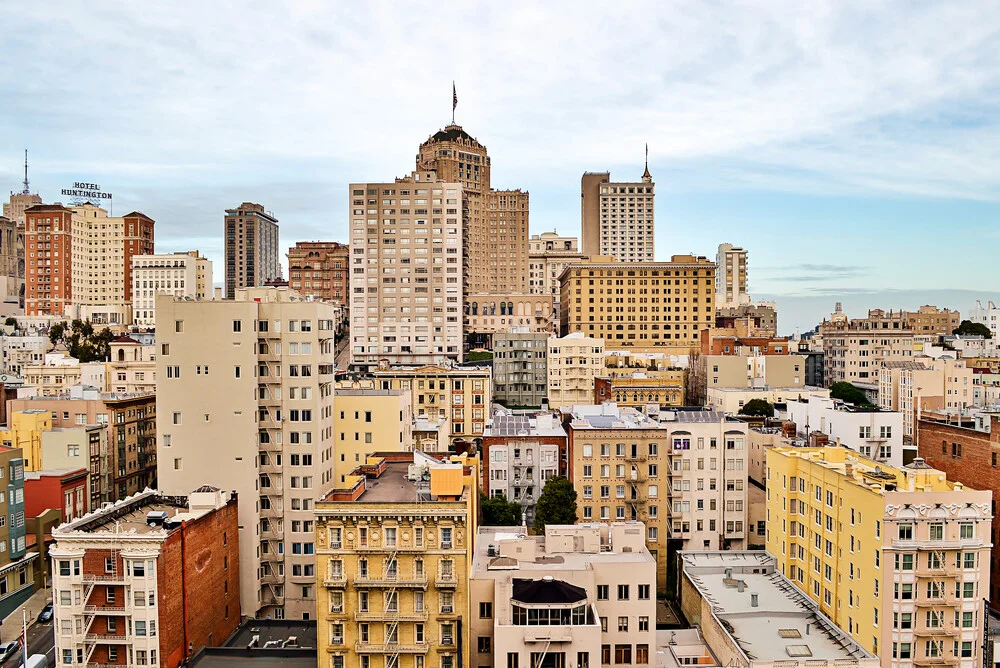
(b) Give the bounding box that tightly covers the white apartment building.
[155,287,338,619]
[715,243,749,308]
[568,404,750,589]
[0,333,47,376]
[786,395,904,466]
[348,172,464,371]
[470,523,656,668]
[970,299,1000,339]
[548,332,604,410]
[131,251,212,327]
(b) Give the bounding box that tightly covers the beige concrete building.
[0,333,47,375]
[108,336,156,394]
[155,286,338,619]
[704,353,806,390]
[0,216,20,311]
[3,191,42,226]
[68,203,155,326]
[287,241,350,306]
[529,232,586,324]
[580,167,655,263]
[40,424,111,508]
[568,405,750,590]
[594,369,686,410]
[559,255,715,354]
[465,294,555,335]
[22,352,106,396]
[878,358,973,438]
[470,523,656,668]
[224,202,280,299]
[315,452,478,668]
[547,332,604,411]
[767,446,992,666]
[706,386,830,415]
[680,551,879,668]
[332,383,414,486]
[371,362,492,445]
[349,172,465,370]
[906,305,961,337]
[820,304,917,391]
[131,251,212,328]
[715,243,748,308]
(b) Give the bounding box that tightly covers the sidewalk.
[0,586,52,636]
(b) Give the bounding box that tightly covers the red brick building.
[917,416,1000,603]
[50,487,240,668]
[287,241,349,305]
[24,204,74,315]
[122,212,155,305]
[24,467,88,522]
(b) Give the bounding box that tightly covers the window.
[898,523,913,540]
[639,616,649,632]
[478,637,491,653]
[617,616,628,632]
[614,645,631,665]
[597,584,609,601]
[617,584,629,600]
[638,584,650,600]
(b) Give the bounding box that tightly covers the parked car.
[37,602,54,623]
[0,640,21,663]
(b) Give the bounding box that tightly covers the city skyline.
[3,2,1000,333]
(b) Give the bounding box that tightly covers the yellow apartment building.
[0,409,52,470]
[333,383,414,486]
[595,370,686,409]
[315,451,479,668]
[766,447,991,667]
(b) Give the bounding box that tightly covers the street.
[335,328,350,370]
[3,618,55,668]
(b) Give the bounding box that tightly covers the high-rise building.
[315,452,479,668]
[24,204,74,316]
[349,173,465,370]
[559,255,715,354]
[155,286,338,619]
[715,243,748,308]
[820,305,917,392]
[580,166,654,262]
[528,232,586,325]
[766,446,992,666]
[547,332,604,411]
[131,251,212,328]
[224,202,280,299]
[416,125,529,297]
[49,487,240,668]
[470,523,656,668]
[287,241,350,305]
[567,405,750,590]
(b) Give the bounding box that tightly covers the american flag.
[452,82,457,112]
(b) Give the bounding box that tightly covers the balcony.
[914,596,960,607]
[435,572,458,588]
[84,634,130,644]
[259,463,282,475]
[625,495,647,505]
[354,642,429,654]
[353,575,428,589]
[82,575,127,585]
[892,537,983,550]
[912,656,958,666]
[626,453,647,462]
[323,573,347,588]
[83,605,127,615]
[355,610,429,622]
[260,572,283,585]
[260,506,282,518]
[913,625,954,637]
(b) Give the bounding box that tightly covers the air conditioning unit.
[442,635,454,645]
[441,606,454,614]
[332,636,344,645]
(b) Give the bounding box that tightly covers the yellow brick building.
[0,409,52,471]
[333,383,414,487]
[315,452,479,668]
[558,255,715,354]
[766,447,991,666]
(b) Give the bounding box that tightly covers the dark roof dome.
[512,577,587,605]
[423,124,484,148]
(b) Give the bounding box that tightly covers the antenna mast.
[21,150,30,195]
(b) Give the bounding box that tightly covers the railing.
[435,572,458,588]
[892,538,983,550]
[353,575,428,588]
[82,575,127,584]
[354,642,429,654]
[355,610,429,622]
[323,574,347,587]
[83,605,126,614]
[84,634,129,643]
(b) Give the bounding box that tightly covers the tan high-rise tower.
[580,160,655,262]
[417,125,529,296]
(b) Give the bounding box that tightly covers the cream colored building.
[705,386,830,415]
[704,354,806,390]
[559,255,715,354]
[528,232,586,325]
[766,446,992,666]
[878,358,973,438]
[131,251,212,327]
[371,363,492,445]
[0,333,47,375]
[22,352,107,396]
[820,305,917,391]
[155,286,338,619]
[580,168,655,263]
[715,243,749,308]
[315,451,478,668]
[568,404,749,590]
[332,383,414,486]
[108,336,156,394]
[41,424,111,505]
[349,172,464,370]
[786,396,904,467]
[547,332,604,411]
[680,551,879,668]
[470,523,656,668]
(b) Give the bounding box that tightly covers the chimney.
[737,580,745,593]
[750,593,758,607]
[214,287,222,299]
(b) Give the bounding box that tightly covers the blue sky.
[2,1,999,333]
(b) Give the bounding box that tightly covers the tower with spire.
[580,146,656,262]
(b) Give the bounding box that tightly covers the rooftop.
[681,551,874,663]
[189,620,316,668]
[54,487,231,537]
[484,413,566,438]
[569,404,662,430]
[320,451,472,504]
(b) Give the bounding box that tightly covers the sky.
[3,1,1000,334]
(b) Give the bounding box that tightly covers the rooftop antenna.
[21,149,30,195]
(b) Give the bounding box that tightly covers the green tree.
[49,319,115,362]
[481,493,523,526]
[4,317,17,329]
[830,381,873,406]
[739,399,775,417]
[533,476,578,533]
[953,320,992,338]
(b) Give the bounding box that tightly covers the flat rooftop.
[356,462,427,503]
[484,414,566,438]
[681,552,873,662]
[189,620,315,668]
[54,488,227,536]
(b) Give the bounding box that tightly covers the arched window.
[118,349,125,362]
[507,302,514,316]
[471,302,478,316]
[500,302,507,316]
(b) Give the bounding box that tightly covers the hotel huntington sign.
[61,182,113,203]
